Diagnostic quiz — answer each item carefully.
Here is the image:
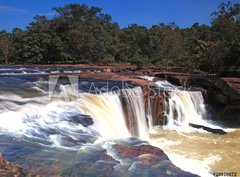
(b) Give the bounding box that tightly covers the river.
[0,66,239,177]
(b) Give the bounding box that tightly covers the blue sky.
[0,0,239,31]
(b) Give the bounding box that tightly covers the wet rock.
[221,105,240,122]
[187,77,240,123]
[147,91,167,126]
[151,71,240,123]
[215,93,229,104]
[113,144,169,160]
[63,149,119,177]
[0,153,3,165]
[120,93,139,136]
[150,161,197,177]
[135,154,165,165]
[189,123,227,135]
[112,144,199,177]
[68,114,94,127]
[0,153,41,177]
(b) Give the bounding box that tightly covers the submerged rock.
[61,141,199,177]
[67,114,94,127]
[0,153,41,177]
[63,148,119,177]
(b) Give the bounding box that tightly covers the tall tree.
[211,1,240,70]
[0,31,9,64]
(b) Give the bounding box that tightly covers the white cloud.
[0,5,27,14]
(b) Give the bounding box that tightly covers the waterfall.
[77,87,149,140]
[167,91,203,126]
[189,91,207,118]
[75,93,131,140]
[0,86,150,147]
[140,76,209,129]
[147,97,153,130]
[119,87,149,140]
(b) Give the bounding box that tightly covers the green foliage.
[130,54,151,66]
[101,54,115,64]
[2,2,240,72]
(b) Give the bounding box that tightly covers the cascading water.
[141,76,219,131]
[75,92,131,140]
[166,90,226,132]
[119,87,149,140]
[167,91,203,127]
[0,80,149,147]
[1,72,238,177]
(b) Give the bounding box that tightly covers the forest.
[0,1,240,72]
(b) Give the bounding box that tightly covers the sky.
[0,0,239,31]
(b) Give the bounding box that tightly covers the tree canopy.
[0,2,239,72]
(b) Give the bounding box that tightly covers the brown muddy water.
[150,128,240,177]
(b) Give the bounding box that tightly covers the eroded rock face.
[187,76,240,123]
[146,91,168,126]
[151,71,240,124]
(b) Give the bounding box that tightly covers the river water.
[150,128,240,177]
[0,67,239,177]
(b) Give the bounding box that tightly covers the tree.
[0,31,9,64]
[211,1,240,71]
[3,1,240,71]
[51,4,118,64]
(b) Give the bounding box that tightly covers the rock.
[135,154,164,165]
[0,152,41,177]
[112,144,199,177]
[63,149,119,177]
[151,71,240,123]
[222,105,240,122]
[113,144,169,160]
[189,123,227,135]
[103,68,112,73]
[0,153,3,165]
[218,70,240,77]
[147,91,167,126]
[68,114,94,127]
[188,77,240,122]
[215,93,229,104]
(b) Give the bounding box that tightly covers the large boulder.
[112,144,199,177]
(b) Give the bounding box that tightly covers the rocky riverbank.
[0,143,198,177]
[0,64,238,176]
[25,64,239,126]
[84,64,240,125]
[51,64,239,125]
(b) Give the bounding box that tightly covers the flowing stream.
[0,69,239,176]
